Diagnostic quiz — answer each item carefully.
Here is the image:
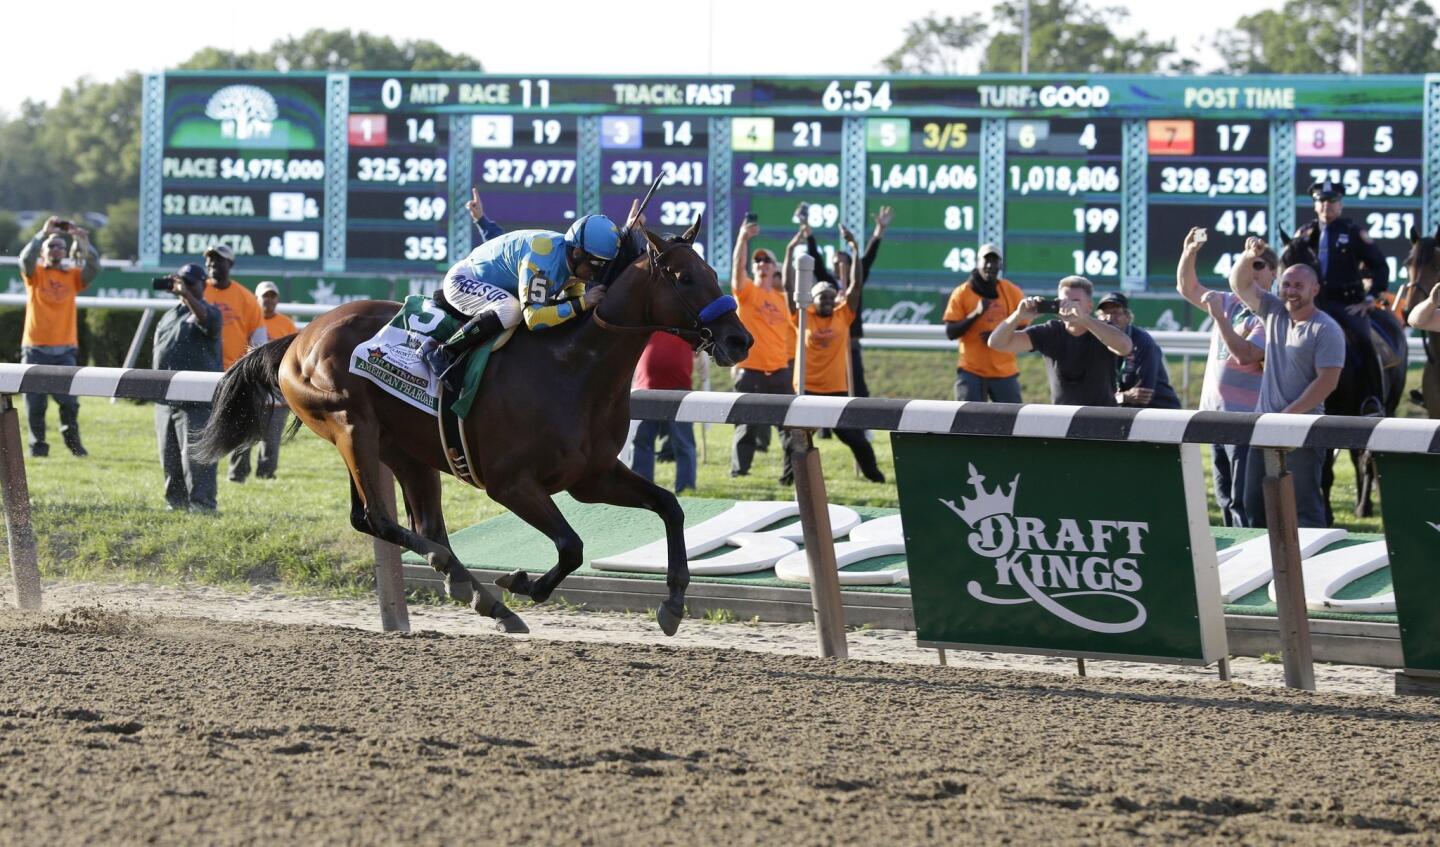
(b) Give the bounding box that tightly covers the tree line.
[3,4,1436,261]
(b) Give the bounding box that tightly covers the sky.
[1,0,1288,113]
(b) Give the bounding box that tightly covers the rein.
[590,243,737,352]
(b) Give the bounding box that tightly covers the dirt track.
[2,605,1439,845]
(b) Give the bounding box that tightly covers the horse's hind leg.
[568,462,688,637]
[487,481,585,608]
[337,422,527,633]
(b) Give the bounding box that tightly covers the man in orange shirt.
[202,245,268,482]
[729,218,798,482]
[784,224,885,483]
[943,244,1027,402]
[233,281,299,480]
[17,216,100,457]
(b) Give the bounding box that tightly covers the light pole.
[1021,0,1032,74]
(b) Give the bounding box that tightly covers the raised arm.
[860,205,891,282]
[806,230,837,286]
[1069,307,1133,357]
[1202,290,1264,366]
[731,221,757,293]
[1176,226,1210,308]
[71,228,100,288]
[987,297,1040,353]
[1229,236,1268,313]
[17,216,61,278]
[1406,284,1440,331]
[838,225,865,311]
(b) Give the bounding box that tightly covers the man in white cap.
[943,243,1026,402]
[231,281,298,480]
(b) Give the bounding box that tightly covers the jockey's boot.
[427,312,505,395]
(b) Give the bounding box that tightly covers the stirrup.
[1359,397,1385,418]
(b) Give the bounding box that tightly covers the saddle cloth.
[348,295,512,419]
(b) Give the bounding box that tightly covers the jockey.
[421,213,623,391]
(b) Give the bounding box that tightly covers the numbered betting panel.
[599,116,708,259]
[473,114,580,237]
[344,107,451,272]
[729,116,844,268]
[1146,119,1270,285]
[1293,118,1423,283]
[159,76,327,270]
[863,117,982,286]
[1003,118,1124,289]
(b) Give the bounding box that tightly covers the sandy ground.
[2,583,1439,845]
[14,580,1403,697]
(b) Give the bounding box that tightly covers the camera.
[793,203,809,224]
[1035,298,1062,314]
[152,276,176,291]
[55,220,71,232]
[743,211,759,226]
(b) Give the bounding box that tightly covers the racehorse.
[194,218,752,635]
[1404,226,1440,420]
[1279,236,1406,520]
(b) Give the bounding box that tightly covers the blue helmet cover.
[565,214,622,261]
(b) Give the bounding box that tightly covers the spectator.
[1177,226,1274,527]
[806,205,892,399]
[943,243,1026,402]
[1096,292,1182,410]
[987,276,1133,406]
[629,332,697,494]
[17,216,99,458]
[1294,179,1388,415]
[1231,237,1345,528]
[153,264,223,512]
[203,245,267,482]
[729,219,797,482]
[782,224,885,483]
[1405,282,1440,331]
[231,281,299,481]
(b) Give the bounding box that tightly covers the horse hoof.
[656,602,683,637]
[445,573,474,604]
[495,569,529,595]
[495,614,529,635]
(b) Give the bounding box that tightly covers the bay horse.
[194,218,751,635]
[1404,225,1440,420]
[1279,236,1407,520]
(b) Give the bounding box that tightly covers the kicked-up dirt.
[1,604,1438,845]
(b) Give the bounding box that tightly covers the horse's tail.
[192,334,299,463]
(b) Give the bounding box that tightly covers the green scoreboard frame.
[139,72,1439,291]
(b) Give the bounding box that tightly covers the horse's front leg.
[487,480,586,606]
[569,462,688,636]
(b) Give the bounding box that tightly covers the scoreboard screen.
[729,116,844,268]
[864,118,981,285]
[600,116,708,260]
[1146,119,1271,283]
[1293,118,1423,282]
[158,76,327,270]
[142,73,1433,293]
[1003,118,1123,288]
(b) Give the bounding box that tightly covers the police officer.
[1294,178,1388,414]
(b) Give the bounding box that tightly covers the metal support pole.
[788,429,848,659]
[121,307,157,369]
[1076,657,1087,677]
[0,396,41,610]
[1218,657,1231,681]
[1262,448,1315,691]
[936,648,948,666]
[371,464,411,633]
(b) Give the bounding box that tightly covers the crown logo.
[945,464,1019,527]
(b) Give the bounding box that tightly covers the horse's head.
[597,214,753,366]
[1280,231,1320,275]
[1408,223,1440,299]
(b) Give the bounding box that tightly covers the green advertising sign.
[1374,453,1440,673]
[892,434,1225,664]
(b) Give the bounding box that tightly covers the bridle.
[590,241,737,356]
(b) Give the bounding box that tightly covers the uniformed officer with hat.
[1293,177,1388,413]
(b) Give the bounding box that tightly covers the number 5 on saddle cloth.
[348,295,514,485]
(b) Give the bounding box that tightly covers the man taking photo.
[152,264,223,513]
[987,275,1133,406]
